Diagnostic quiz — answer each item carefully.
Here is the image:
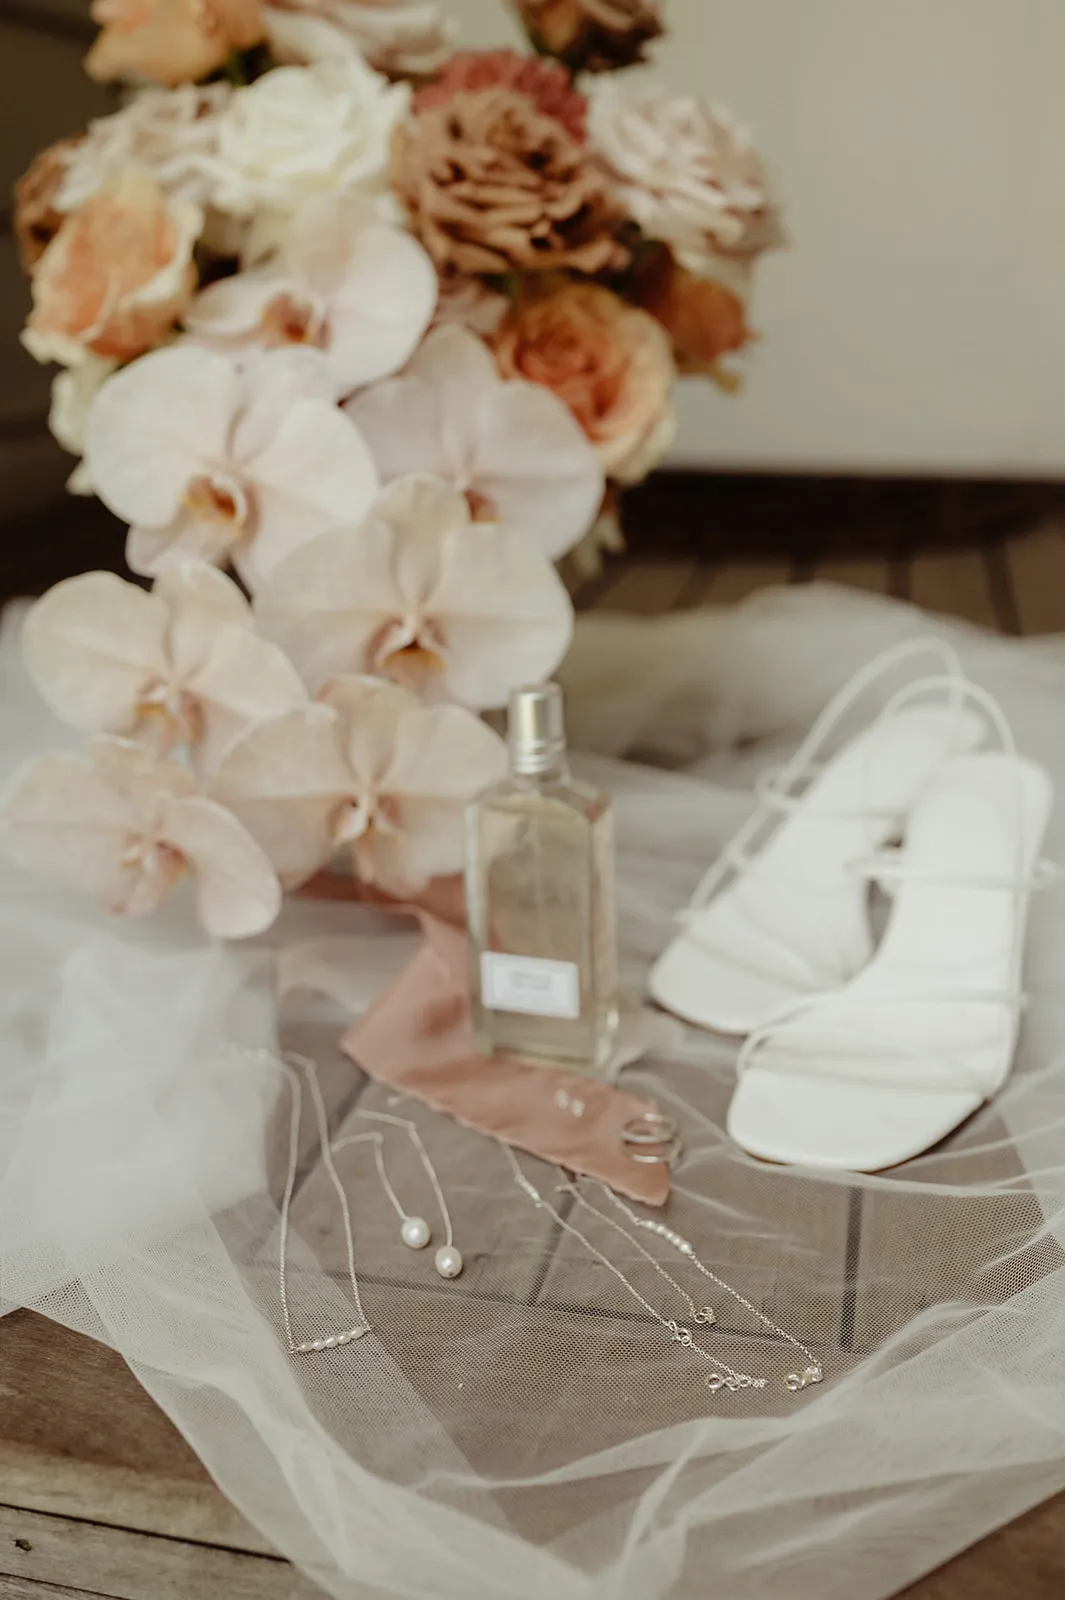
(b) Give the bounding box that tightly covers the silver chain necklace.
[590,1180,823,1393]
[279,1054,371,1354]
[506,1148,768,1395]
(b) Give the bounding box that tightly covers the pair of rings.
[622,1112,682,1168]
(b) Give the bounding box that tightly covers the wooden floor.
[574,522,1065,636]
[4,525,1065,1600]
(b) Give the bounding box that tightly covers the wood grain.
[810,556,892,594]
[0,1507,315,1600]
[591,559,699,614]
[909,546,1000,629]
[1005,527,1065,636]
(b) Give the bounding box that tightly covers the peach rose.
[493,283,675,484]
[13,138,82,272]
[634,246,752,376]
[86,0,265,86]
[22,171,201,368]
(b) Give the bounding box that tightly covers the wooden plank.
[590,560,699,614]
[899,1489,1065,1599]
[1004,528,1065,636]
[1,1580,113,1600]
[0,1507,314,1600]
[691,561,795,606]
[0,1314,264,1555]
[909,546,999,629]
[810,555,892,594]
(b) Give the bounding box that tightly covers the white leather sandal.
[726,743,1056,1172]
[649,639,985,1036]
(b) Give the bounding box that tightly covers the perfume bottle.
[466,683,618,1075]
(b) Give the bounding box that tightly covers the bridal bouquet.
[5,0,782,937]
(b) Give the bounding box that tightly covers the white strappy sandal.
[726,711,1056,1171]
[649,640,986,1036]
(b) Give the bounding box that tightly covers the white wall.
[450,0,1065,476]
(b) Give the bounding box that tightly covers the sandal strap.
[737,987,1025,1099]
[688,636,972,914]
[846,851,1061,894]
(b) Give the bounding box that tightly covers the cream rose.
[22,171,201,368]
[492,283,675,484]
[57,85,232,215]
[588,78,784,276]
[207,56,409,251]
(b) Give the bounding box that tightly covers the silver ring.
[622,1114,683,1168]
[622,1113,680,1148]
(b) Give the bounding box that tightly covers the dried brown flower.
[14,139,81,272]
[415,50,587,143]
[391,88,627,278]
[514,0,662,73]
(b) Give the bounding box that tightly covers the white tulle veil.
[3,581,1065,1599]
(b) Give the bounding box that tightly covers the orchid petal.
[473,382,604,561]
[0,737,193,917]
[236,398,380,587]
[210,704,351,887]
[379,702,506,885]
[0,749,138,907]
[184,626,309,774]
[185,266,281,339]
[254,518,402,692]
[293,195,437,391]
[84,346,243,528]
[158,793,281,938]
[231,347,345,458]
[154,561,252,671]
[319,675,420,789]
[126,511,242,580]
[21,571,169,735]
[402,324,499,418]
[430,524,574,708]
[88,735,196,806]
[374,473,466,600]
[343,370,443,481]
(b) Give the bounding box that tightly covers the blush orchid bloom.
[344,324,604,561]
[22,562,307,773]
[254,475,573,706]
[82,343,380,588]
[211,674,507,894]
[185,194,438,397]
[0,737,281,939]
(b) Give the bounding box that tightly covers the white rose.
[207,57,410,254]
[56,85,232,215]
[587,78,784,276]
[50,355,118,496]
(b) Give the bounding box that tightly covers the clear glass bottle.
[466,683,618,1075]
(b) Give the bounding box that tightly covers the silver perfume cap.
[509,683,566,775]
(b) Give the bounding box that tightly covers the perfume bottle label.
[480,952,581,1020]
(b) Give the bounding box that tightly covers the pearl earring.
[334,1110,465,1282]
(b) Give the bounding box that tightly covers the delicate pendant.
[786,1365,823,1392]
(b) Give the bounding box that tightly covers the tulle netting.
[3,581,1065,1599]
